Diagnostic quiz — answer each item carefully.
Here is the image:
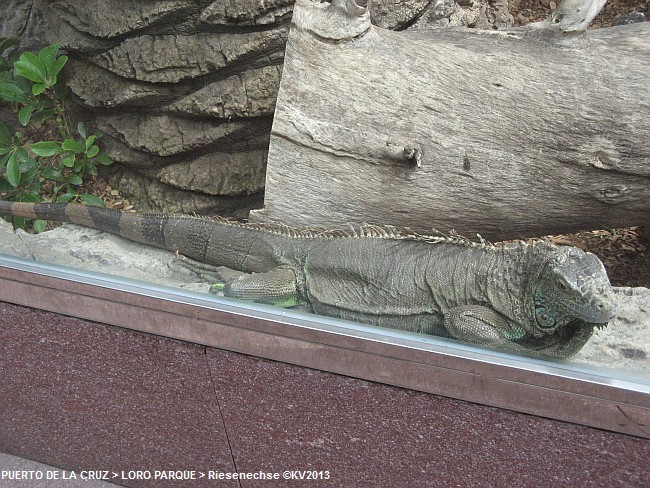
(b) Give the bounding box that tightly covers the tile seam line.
[204,345,242,488]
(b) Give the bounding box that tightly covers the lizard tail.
[0,200,208,257]
[0,201,121,231]
[0,201,74,223]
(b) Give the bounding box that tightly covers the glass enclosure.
[1,251,649,438]
[0,217,648,376]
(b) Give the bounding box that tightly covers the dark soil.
[510,0,648,26]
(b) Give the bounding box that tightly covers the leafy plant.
[0,38,113,232]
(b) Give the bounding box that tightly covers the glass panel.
[1,252,649,438]
[0,212,648,380]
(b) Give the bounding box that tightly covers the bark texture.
[31,0,512,214]
[0,0,48,51]
[254,0,650,240]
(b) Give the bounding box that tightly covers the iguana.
[0,201,618,359]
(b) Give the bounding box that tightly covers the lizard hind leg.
[209,266,300,308]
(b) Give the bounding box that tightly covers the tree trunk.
[32,0,509,216]
[254,0,650,240]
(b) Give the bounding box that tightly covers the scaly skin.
[0,201,618,358]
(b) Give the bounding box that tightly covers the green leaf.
[0,37,20,54]
[6,152,20,187]
[11,216,26,230]
[18,105,35,126]
[52,55,68,78]
[13,74,33,96]
[0,120,12,147]
[95,152,113,166]
[85,135,97,149]
[29,179,41,194]
[20,156,37,173]
[33,219,47,233]
[0,153,9,168]
[77,121,87,139]
[18,193,43,203]
[38,44,60,79]
[31,108,56,124]
[0,176,12,192]
[80,194,105,207]
[68,175,83,186]
[0,82,31,104]
[62,138,85,154]
[86,145,99,158]
[57,193,75,203]
[14,51,47,84]
[42,167,62,181]
[54,74,67,101]
[31,141,62,157]
[61,153,75,167]
[32,83,47,96]
[15,146,29,163]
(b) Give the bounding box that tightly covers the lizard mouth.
[582,294,618,323]
[533,289,618,331]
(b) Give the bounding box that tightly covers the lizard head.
[533,246,618,331]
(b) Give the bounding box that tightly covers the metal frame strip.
[0,254,648,437]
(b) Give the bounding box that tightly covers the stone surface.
[613,12,646,26]
[107,167,264,216]
[91,31,288,84]
[0,301,648,488]
[96,114,271,158]
[412,0,514,29]
[208,348,650,487]
[165,66,282,119]
[0,303,237,488]
[0,0,48,51]
[155,150,268,196]
[199,0,295,26]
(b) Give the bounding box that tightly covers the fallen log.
[253,0,650,240]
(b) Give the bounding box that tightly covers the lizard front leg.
[444,305,596,359]
[444,305,528,352]
[513,319,598,359]
[209,266,300,308]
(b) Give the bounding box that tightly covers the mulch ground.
[511,0,648,26]
[543,228,649,287]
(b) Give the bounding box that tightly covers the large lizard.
[0,201,618,359]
